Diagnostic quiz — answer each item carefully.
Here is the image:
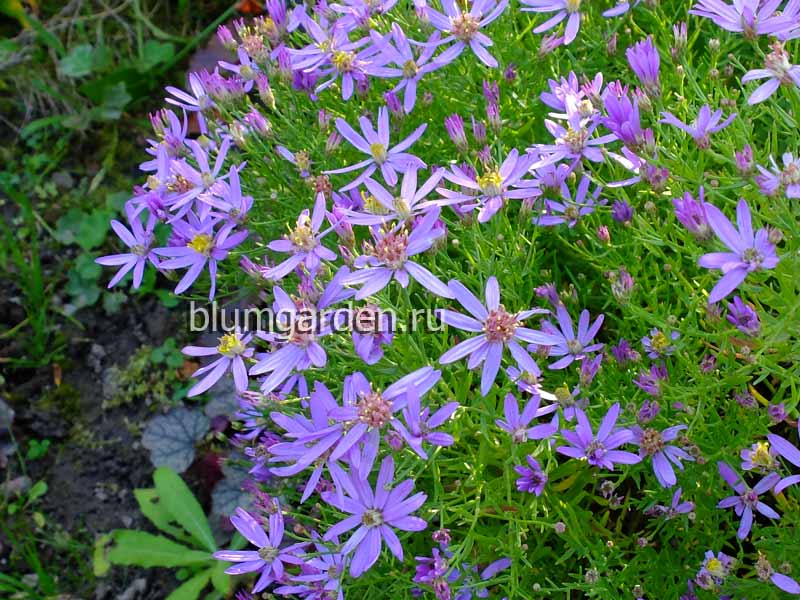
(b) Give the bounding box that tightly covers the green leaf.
[133,488,187,541]
[76,209,111,250]
[139,41,176,72]
[166,570,211,600]
[100,82,132,111]
[27,480,47,503]
[209,559,230,595]
[93,533,112,577]
[59,44,94,78]
[153,467,217,553]
[108,531,211,568]
[74,253,102,280]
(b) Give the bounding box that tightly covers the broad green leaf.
[139,41,175,72]
[108,531,211,568]
[165,570,211,600]
[76,209,111,250]
[59,44,94,78]
[133,488,187,541]
[154,467,216,553]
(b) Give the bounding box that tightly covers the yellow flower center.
[217,333,245,357]
[370,143,388,163]
[187,234,214,254]
[477,170,503,197]
[332,50,355,72]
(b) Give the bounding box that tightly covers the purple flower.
[634,363,668,397]
[342,207,453,299]
[611,200,634,224]
[767,424,800,493]
[603,91,649,150]
[641,328,679,359]
[637,399,660,424]
[742,41,800,104]
[277,535,345,599]
[532,303,604,370]
[690,0,800,38]
[437,276,554,396]
[603,0,642,17]
[436,149,537,223]
[632,425,693,487]
[168,138,232,215]
[697,198,779,303]
[325,107,426,190]
[648,487,694,518]
[370,25,442,113]
[514,455,547,495]
[673,188,712,240]
[97,209,159,289]
[660,105,736,149]
[756,152,800,199]
[445,113,468,151]
[266,192,336,281]
[740,441,779,474]
[532,176,604,227]
[535,111,617,168]
[735,143,754,174]
[496,393,558,442]
[557,403,641,470]
[626,37,660,97]
[322,455,427,577]
[183,330,254,396]
[769,402,788,423]
[165,72,213,125]
[695,550,733,590]
[351,304,394,365]
[426,0,509,68]
[328,368,441,472]
[249,287,329,393]
[345,166,444,226]
[214,506,305,593]
[611,338,640,365]
[392,384,458,458]
[154,214,247,300]
[726,296,760,336]
[717,461,780,539]
[520,0,583,44]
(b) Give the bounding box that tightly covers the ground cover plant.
[92,0,800,598]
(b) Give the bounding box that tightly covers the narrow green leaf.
[108,531,211,568]
[153,467,216,552]
[210,559,230,595]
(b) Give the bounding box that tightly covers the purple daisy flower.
[344,166,444,226]
[626,36,661,97]
[325,107,426,190]
[97,209,159,289]
[514,455,547,495]
[153,214,247,300]
[214,506,305,594]
[341,207,453,299]
[165,72,213,125]
[689,0,800,38]
[673,188,712,241]
[266,192,336,281]
[534,109,617,168]
[726,296,760,336]
[276,535,346,599]
[698,198,779,303]
[436,149,537,223]
[520,0,583,45]
[641,328,679,359]
[740,441,779,474]
[437,276,555,396]
[659,105,736,149]
[391,383,459,459]
[717,461,780,539]
[532,176,604,227]
[167,138,232,215]
[351,304,394,365]
[531,302,604,370]
[370,25,442,113]
[742,41,800,104]
[557,403,641,470]
[496,392,558,443]
[250,286,329,394]
[756,152,800,199]
[183,329,254,396]
[634,363,668,397]
[648,487,695,518]
[632,424,693,487]
[322,455,427,577]
[426,0,509,68]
